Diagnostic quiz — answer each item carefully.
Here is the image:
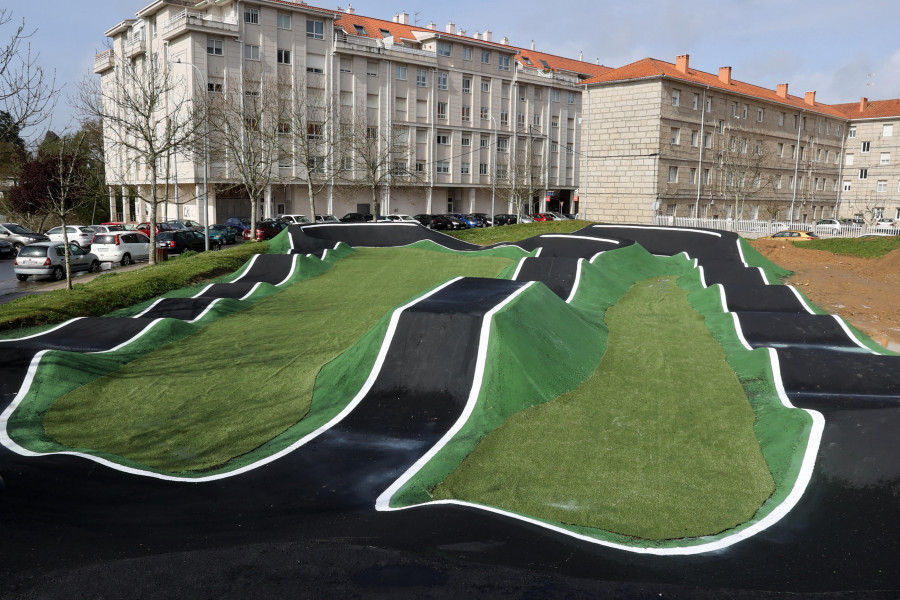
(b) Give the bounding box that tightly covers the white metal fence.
[650,216,899,239]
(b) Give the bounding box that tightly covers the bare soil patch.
[749,240,900,352]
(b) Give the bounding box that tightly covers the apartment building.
[832,98,900,223]
[94,0,610,224]
[578,55,851,224]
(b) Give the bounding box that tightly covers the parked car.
[840,218,865,228]
[531,213,555,222]
[46,225,97,250]
[493,213,518,226]
[814,219,842,234]
[471,213,493,227]
[314,214,340,223]
[0,238,13,259]
[874,218,896,227]
[167,219,203,231]
[414,214,443,229]
[91,232,151,265]
[761,230,820,241]
[441,215,466,230]
[0,222,49,254]
[340,212,374,223]
[378,214,418,222]
[208,224,238,246]
[137,221,176,237]
[13,241,101,281]
[155,230,206,254]
[242,221,285,241]
[225,217,251,235]
[451,213,478,228]
[278,214,312,224]
[100,221,139,231]
[91,224,125,234]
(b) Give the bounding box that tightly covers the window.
[777,142,784,157]
[367,61,378,76]
[481,107,489,121]
[244,8,259,24]
[703,133,711,148]
[671,89,680,107]
[779,112,785,127]
[732,102,739,117]
[415,161,425,173]
[884,124,894,137]
[481,50,491,64]
[340,57,352,73]
[568,92,575,104]
[668,166,678,183]
[436,160,450,174]
[308,156,325,173]
[848,126,857,138]
[391,161,408,176]
[497,137,509,152]
[552,89,560,102]
[437,72,448,90]
[534,88,542,100]
[496,165,508,178]
[416,69,427,87]
[437,102,447,120]
[461,136,470,147]
[481,79,490,93]
[461,105,470,122]
[277,13,291,29]
[843,180,851,192]
[551,142,559,153]
[479,163,488,175]
[703,168,710,184]
[437,41,451,56]
[692,93,699,110]
[861,141,871,152]
[244,45,260,60]
[463,47,472,61]
[788,176,794,189]
[207,38,223,56]
[207,82,223,93]
[533,113,540,126]
[307,123,323,140]
[495,54,509,71]
[551,116,559,128]
[436,133,449,145]
[395,66,406,80]
[877,180,887,192]
[859,168,868,180]
[566,143,573,154]
[742,104,748,119]
[517,113,525,127]
[480,137,489,148]
[789,145,795,158]
[689,168,697,184]
[306,53,325,73]
[670,128,680,144]
[500,110,509,126]
[461,162,470,174]
[366,126,377,140]
[307,20,324,39]
[353,24,367,35]
[881,152,890,165]
[277,49,291,64]
[244,117,259,131]
[775,175,782,190]
[462,77,471,94]
[757,108,764,122]
[706,97,712,112]
[691,130,698,146]
[717,120,725,134]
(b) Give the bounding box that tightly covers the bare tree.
[203,65,288,238]
[286,80,343,220]
[498,130,545,220]
[342,109,414,218]
[710,124,775,219]
[0,9,58,139]
[77,52,201,262]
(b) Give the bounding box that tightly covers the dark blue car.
[225,217,251,235]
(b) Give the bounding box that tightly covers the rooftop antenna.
[414,11,422,26]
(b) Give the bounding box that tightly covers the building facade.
[94,0,610,224]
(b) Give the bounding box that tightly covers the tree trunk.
[307,180,316,222]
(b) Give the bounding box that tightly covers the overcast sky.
[6,0,900,138]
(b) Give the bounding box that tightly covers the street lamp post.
[176,59,210,251]
[488,113,498,226]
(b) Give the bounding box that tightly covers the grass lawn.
[797,235,900,258]
[448,220,592,245]
[433,276,775,540]
[40,247,513,473]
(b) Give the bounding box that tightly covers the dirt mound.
[749,240,900,352]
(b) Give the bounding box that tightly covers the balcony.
[123,32,146,58]
[334,31,436,61]
[162,10,238,40]
[517,65,581,87]
[94,49,114,74]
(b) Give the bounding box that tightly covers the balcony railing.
[94,49,114,73]
[517,65,581,87]
[162,10,238,38]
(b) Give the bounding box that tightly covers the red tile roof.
[516,48,612,79]
[832,98,900,119]
[580,57,849,118]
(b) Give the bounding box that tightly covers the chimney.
[398,11,409,25]
[392,14,398,23]
[776,83,788,99]
[474,31,481,40]
[500,36,509,45]
[859,97,868,112]
[718,66,732,84]
[345,4,354,14]
[483,30,492,42]
[458,29,466,37]
[427,21,436,31]
[445,21,455,34]
[531,40,535,51]
[676,54,689,74]
[804,91,816,106]
[579,50,583,61]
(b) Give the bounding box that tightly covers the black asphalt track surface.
[2,223,900,598]
[512,256,581,299]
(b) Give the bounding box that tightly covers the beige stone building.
[94,0,610,224]
[578,55,851,224]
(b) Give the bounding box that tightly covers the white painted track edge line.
[511,257,527,280]
[238,282,264,301]
[539,234,620,244]
[375,281,535,511]
[275,254,300,286]
[564,259,583,304]
[0,318,84,343]
[717,284,729,312]
[230,253,260,283]
[192,284,214,299]
[831,315,879,354]
[188,299,223,324]
[786,285,816,314]
[731,313,754,351]
[591,224,722,238]
[132,298,166,319]
[736,238,748,267]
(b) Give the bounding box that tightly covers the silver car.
[14,241,101,281]
[46,225,97,250]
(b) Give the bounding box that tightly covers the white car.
[91,231,151,265]
[46,225,97,249]
[378,214,418,222]
[874,218,895,227]
[314,214,340,223]
[278,214,312,224]
[814,219,841,234]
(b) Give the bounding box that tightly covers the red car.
[137,221,176,236]
[531,213,554,222]
[242,220,287,241]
